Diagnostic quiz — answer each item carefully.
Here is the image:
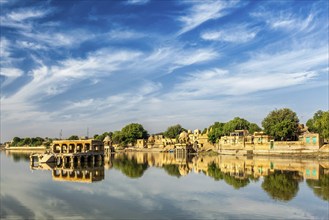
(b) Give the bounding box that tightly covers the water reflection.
[30,157,104,183]
[262,170,301,201]
[105,152,329,202]
[306,174,329,201]
[18,150,329,202]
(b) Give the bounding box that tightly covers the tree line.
[10,108,328,147]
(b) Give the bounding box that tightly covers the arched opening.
[53,170,60,177]
[69,144,75,153]
[85,143,90,152]
[77,144,83,153]
[73,156,78,164]
[62,170,68,177]
[62,144,68,153]
[69,171,75,178]
[76,170,83,178]
[85,171,90,179]
[87,155,93,164]
[56,157,63,167]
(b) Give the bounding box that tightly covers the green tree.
[163,124,186,139]
[121,123,149,146]
[223,117,250,135]
[22,138,31,146]
[207,122,225,144]
[12,137,21,146]
[68,135,79,140]
[262,171,300,201]
[262,108,300,141]
[306,110,329,140]
[112,131,124,145]
[95,132,110,141]
[248,123,262,134]
[31,137,44,146]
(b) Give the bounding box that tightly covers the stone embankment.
[5,145,47,153]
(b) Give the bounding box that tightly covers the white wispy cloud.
[20,29,94,48]
[251,9,316,32]
[107,29,145,40]
[0,7,51,30]
[171,46,327,98]
[201,24,258,43]
[16,40,47,50]
[0,37,11,60]
[178,1,239,35]
[126,0,149,5]
[0,67,23,78]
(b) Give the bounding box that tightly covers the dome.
[103,135,111,142]
[179,131,188,139]
[148,135,155,142]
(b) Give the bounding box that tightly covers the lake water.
[1,151,328,219]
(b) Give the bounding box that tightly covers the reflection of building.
[52,165,104,183]
[109,152,328,181]
[30,160,105,183]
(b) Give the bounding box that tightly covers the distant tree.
[12,137,21,146]
[163,124,186,139]
[22,138,31,146]
[31,137,44,146]
[95,132,109,141]
[262,108,300,141]
[249,123,262,134]
[121,123,149,146]
[223,117,250,135]
[112,131,124,145]
[306,110,329,140]
[207,122,225,144]
[68,135,79,140]
[262,171,300,201]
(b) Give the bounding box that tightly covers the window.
[312,137,317,144]
[306,137,310,144]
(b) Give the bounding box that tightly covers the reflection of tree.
[306,174,329,201]
[262,171,300,201]
[208,162,224,181]
[163,164,181,178]
[12,153,30,162]
[207,162,250,189]
[113,155,148,178]
[223,175,250,189]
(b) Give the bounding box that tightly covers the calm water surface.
[1,151,328,219]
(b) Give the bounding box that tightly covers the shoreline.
[4,145,329,158]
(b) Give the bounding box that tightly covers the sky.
[0,0,328,141]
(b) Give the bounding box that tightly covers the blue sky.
[1,0,328,141]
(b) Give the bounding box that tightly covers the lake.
[1,151,328,219]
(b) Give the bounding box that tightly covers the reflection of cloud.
[0,194,35,219]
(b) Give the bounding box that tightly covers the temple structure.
[30,139,104,167]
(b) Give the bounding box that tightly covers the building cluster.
[102,128,323,155]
